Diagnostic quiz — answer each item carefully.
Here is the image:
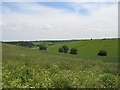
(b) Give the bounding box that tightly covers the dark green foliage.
[70,48,77,54]
[58,45,69,53]
[39,44,47,50]
[58,47,65,52]
[3,41,35,48]
[98,50,107,56]
[19,42,34,48]
[63,45,69,53]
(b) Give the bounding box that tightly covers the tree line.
[58,45,77,54]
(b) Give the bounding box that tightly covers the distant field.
[2,39,119,88]
[33,39,119,62]
[46,39,118,57]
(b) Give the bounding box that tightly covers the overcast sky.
[1,2,118,41]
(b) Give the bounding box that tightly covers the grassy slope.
[2,43,119,88]
[32,39,119,62]
[46,39,118,57]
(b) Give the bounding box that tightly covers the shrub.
[70,48,77,54]
[58,45,69,53]
[58,47,65,53]
[63,45,69,53]
[97,50,107,56]
[39,44,47,50]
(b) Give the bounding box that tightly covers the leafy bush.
[63,45,69,53]
[70,48,77,54]
[58,47,65,52]
[39,44,47,50]
[97,50,107,56]
[58,45,69,53]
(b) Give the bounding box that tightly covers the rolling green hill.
[32,39,119,62]
[2,41,119,88]
[46,39,118,57]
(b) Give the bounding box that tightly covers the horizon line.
[1,37,119,42]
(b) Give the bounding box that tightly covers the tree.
[63,45,69,53]
[58,45,69,53]
[58,47,65,52]
[39,44,47,50]
[70,48,77,54]
[97,50,107,56]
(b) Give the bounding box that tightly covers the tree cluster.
[4,41,35,48]
[59,45,77,54]
[39,44,47,50]
[58,45,69,53]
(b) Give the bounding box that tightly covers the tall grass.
[2,43,119,88]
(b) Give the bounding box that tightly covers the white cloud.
[0,21,6,27]
[2,2,118,41]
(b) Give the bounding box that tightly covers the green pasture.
[2,41,119,88]
[46,39,118,57]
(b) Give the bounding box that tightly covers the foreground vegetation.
[2,42,119,88]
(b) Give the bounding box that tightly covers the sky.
[1,2,118,41]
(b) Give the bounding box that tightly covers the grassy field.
[45,39,118,57]
[2,39,119,88]
[33,39,119,62]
